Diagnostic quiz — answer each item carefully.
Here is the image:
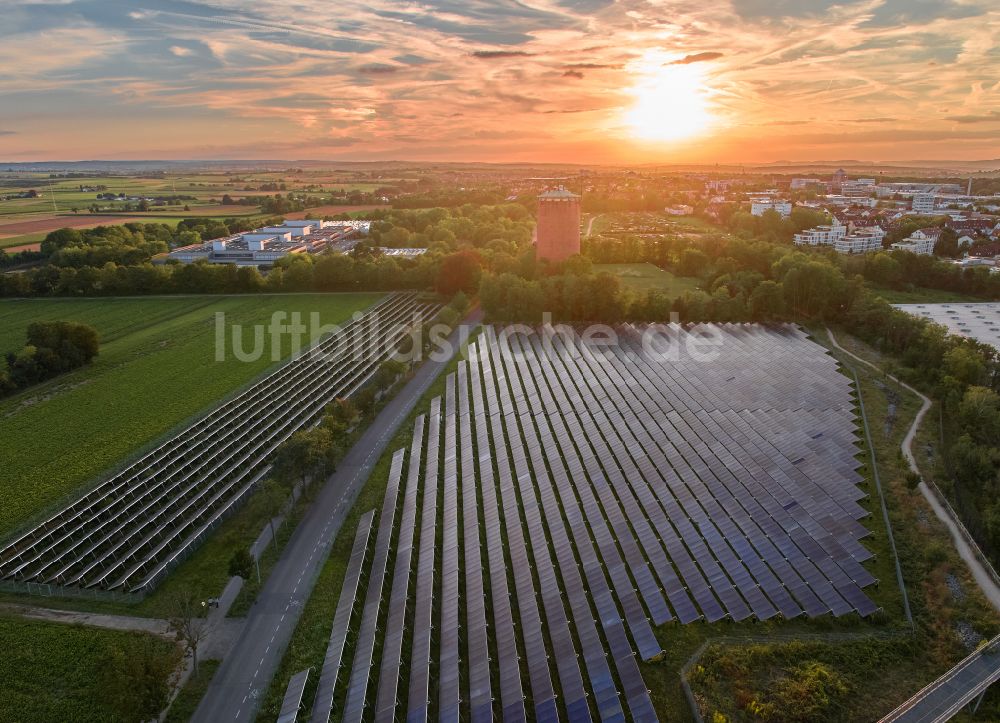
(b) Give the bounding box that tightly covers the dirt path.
[0,602,171,635]
[585,214,600,237]
[826,328,1000,613]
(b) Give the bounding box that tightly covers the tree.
[677,248,709,277]
[271,427,339,497]
[228,547,256,580]
[257,478,289,550]
[97,635,177,722]
[436,249,483,296]
[749,280,785,321]
[167,588,212,677]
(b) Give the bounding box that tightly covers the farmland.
[594,262,702,295]
[0,293,382,540]
[0,614,178,723]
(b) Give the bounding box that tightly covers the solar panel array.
[315,323,878,721]
[0,293,440,594]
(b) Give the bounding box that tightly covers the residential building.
[790,178,822,190]
[891,227,941,255]
[833,226,885,255]
[750,198,792,217]
[793,219,847,247]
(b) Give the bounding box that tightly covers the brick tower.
[536,187,581,262]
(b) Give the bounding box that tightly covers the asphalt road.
[193,311,482,723]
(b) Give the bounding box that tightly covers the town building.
[750,198,792,217]
[793,219,847,247]
[790,178,823,190]
[891,227,941,256]
[536,187,581,262]
[833,226,886,255]
[911,193,936,215]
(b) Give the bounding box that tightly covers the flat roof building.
[163,219,366,267]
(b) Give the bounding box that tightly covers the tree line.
[1,321,100,397]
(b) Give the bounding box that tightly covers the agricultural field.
[0,293,382,540]
[0,614,178,723]
[595,262,702,296]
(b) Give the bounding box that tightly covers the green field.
[0,293,382,539]
[0,231,46,250]
[595,262,702,296]
[0,614,178,722]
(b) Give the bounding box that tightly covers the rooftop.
[538,186,580,200]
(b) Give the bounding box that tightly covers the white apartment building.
[834,226,886,255]
[912,193,936,214]
[793,219,847,247]
[891,227,941,256]
[750,198,792,217]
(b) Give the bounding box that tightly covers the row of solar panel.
[309,322,878,722]
[0,294,438,593]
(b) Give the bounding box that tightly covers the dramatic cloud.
[668,51,724,65]
[0,0,996,162]
[471,50,534,59]
[948,111,1000,123]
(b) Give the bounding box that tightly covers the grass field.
[0,293,382,540]
[0,614,178,722]
[595,262,702,296]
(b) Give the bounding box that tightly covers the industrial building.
[163,219,370,267]
[535,187,581,262]
[895,303,1000,351]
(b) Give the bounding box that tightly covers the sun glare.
[623,53,714,143]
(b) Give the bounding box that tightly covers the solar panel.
[406,397,442,723]
[340,449,406,723]
[372,415,425,723]
[310,510,375,723]
[277,668,311,723]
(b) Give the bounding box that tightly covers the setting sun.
[624,52,714,143]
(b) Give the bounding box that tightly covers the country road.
[826,328,1000,613]
[193,310,482,723]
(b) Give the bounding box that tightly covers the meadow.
[594,261,702,296]
[0,614,178,723]
[0,293,382,540]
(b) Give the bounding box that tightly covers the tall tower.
[536,187,581,262]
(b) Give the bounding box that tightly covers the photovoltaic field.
[0,293,440,596]
[308,323,879,722]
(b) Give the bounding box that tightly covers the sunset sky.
[1,0,998,163]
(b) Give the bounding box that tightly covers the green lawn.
[595,262,702,296]
[0,294,382,540]
[165,660,220,723]
[0,614,178,723]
